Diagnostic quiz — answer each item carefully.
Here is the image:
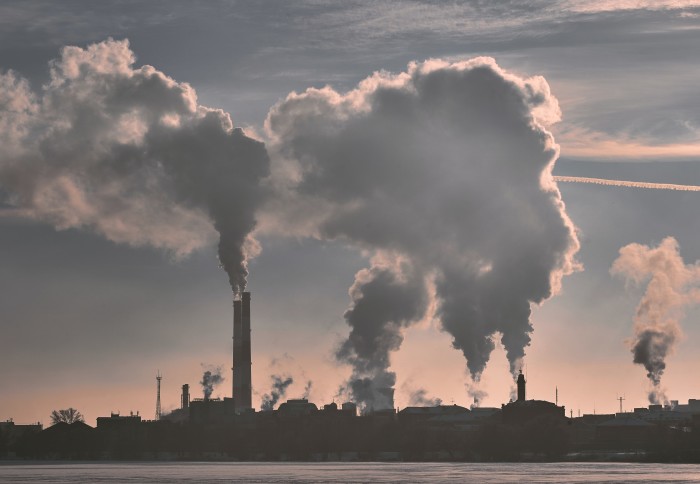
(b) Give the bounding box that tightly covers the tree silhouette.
[50,408,84,425]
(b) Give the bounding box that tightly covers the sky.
[2,0,700,425]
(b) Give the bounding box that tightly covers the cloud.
[567,1,700,13]
[0,38,270,292]
[265,57,579,405]
[556,125,700,160]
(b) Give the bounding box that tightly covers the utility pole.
[555,386,558,406]
[156,371,162,421]
[617,395,625,413]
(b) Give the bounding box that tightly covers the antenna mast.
[156,371,162,420]
[617,395,625,413]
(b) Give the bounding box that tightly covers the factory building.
[501,370,566,424]
[189,397,237,425]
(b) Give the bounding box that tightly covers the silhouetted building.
[366,408,397,426]
[30,421,96,459]
[96,412,142,429]
[502,372,565,424]
[578,414,616,425]
[502,399,566,424]
[341,402,357,416]
[398,404,469,424]
[189,397,237,425]
[596,415,656,448]
[0,420,42,453]
[277,398,318,417]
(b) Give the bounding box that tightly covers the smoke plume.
[612,237,700,404]
[468,384,488,409]
[261,375,294,411]
[335,260,429,410]
[266,57,579,403]
[0,39,269,293]
[200,366,224,400]
[408,388,443,407]
[302,380,313,399]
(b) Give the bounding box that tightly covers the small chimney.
[517,369,526,402]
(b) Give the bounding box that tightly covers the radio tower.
[617,394,625,413]
[155,371,162,421]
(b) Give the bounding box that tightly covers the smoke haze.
[612,237,700,404]
[265,57,580,406]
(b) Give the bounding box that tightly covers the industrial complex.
[4,293,700,462]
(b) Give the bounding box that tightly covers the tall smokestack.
[233,292,252,410]
[233,297,242,402]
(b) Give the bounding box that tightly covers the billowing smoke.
[335,260,428,410]
[0,39,269,293]
[408,388,443,407]
[200,366,224,400]
[265,57,579,403]
[261,375,294,411]
[612,237,700,404]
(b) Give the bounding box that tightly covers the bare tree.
[50,408,84,425]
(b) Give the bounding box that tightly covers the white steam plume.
[265,57,580,407]
[554,176,700,192]
[612,237,700,404]
[0,39,269,293]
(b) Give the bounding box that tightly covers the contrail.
[554,176,700,192]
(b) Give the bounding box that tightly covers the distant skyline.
[2,1,700,425]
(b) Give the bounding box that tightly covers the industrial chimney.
[181,384,190,410]
[233,291,252,410]
[517,369,526,402]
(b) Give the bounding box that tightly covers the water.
[1,462,700,483]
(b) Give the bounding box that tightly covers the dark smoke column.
[233,292,252,410]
